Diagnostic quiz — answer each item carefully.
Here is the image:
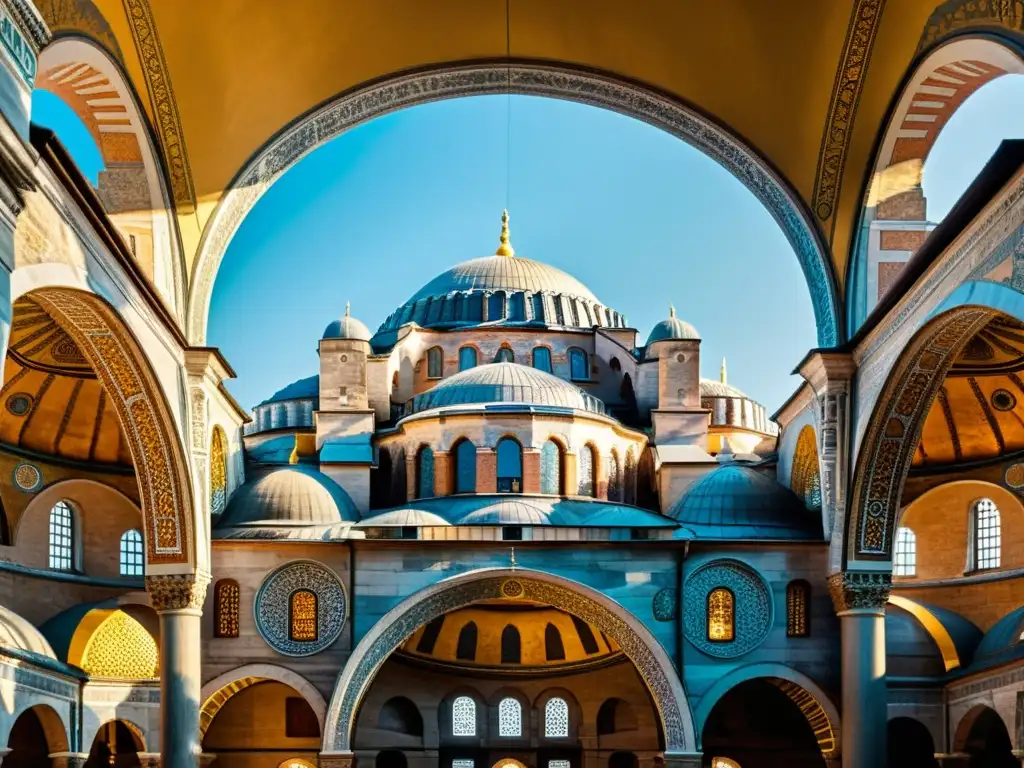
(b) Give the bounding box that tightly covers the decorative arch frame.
[321,567,696,754]
[692,662,840,761]
[952,703,1015,753]
[5,702,71,756]
[188,61,840,348]
[13,477,140,545]
[84,718,147,753]
[789,425,821,509]
[199,664,328,739]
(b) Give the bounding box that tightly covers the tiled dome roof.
[700,378,747,398]
[458,499,553,525]
[669,464,820,540]
[409,255,598,304]
[406,362,606,416]
[322,302,372,341]
[218,466,359,526]
[646,306,700,344]
[257,375,319,407]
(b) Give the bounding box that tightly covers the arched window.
[48,500,75,571]
[707,588,734,642]
[569,348,589,381]
[489,291,507,320]
[454,439,477,494]
[495,346,515,363]
[974,498,1001,570]
[501,624,521,664]
[498,697,522,737]
[609,356,622,372]
[210,426,227,516]
[378,697,424,736]
[427,347,444,379]
[496,438,523,493]
[459,346,478,371]
[119,529,143,577]
[456,621,478,660]
[607,449,623,502]
[416,447,435,499]
[597,699,637,735]
[508,292,526,321]
[541,440,564,495]
[786,580,810,638]
[451,696,476,736]
[214,579,240,638]
[289,589,317,642]
[578,445,596,497]
[894,526,916,576]
[624,448,637,505]
[532,346,553,373]
[571,615,600,654]
[544,697,569,738]
[545,623,565,661]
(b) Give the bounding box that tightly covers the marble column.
[146,572,211,768]
[829,570,891,768]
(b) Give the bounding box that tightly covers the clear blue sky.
[30,77,1024,412]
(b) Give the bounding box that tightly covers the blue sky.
[30,78,1024,412]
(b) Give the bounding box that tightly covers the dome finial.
[669,304,676,318]
[720,357,727,385]
[345,301,350,318]
[495,209,515,257]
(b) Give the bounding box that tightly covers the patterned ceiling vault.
[0,297,131,466]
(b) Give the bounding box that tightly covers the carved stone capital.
[318,753,354,768]
[146,571,211,611]
[828,570,891,613]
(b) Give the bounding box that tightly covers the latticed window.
[707,587,734,642]
[452,761,474,768]
[569,348,588,381]
[498,697,522,737]
[894,526,916,577]
[578,445,596,497]
[119,529,144,576]
[545,697,569,738]
[289,589,317,642]
[214,579,240,638]
[786,580,810,638]
[459,347,478,371]
[417,447,434,499]
[427,347,443,379]
[608,450,623,502]
[495,346,515,363]
[48,500,74,571]
[541,440,563,495]
[532,346,553,373]
[452,696,476,736]
[454,440,477,493]
[549,762,570,768]
[210,427,227,516]
[975,498,1001,570]
[497,438,523,493]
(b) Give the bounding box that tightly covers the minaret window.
[532,346,552,373]
[454,439,477,493]
[894,526,916,576]
[119,529,144,576]
[707,588,735,642]
[416,447,435,499]
[495,346,515,363]
[496,438,523,493]
[577,445,596,497]
[569,348,589,381]
[427,347,443,379]
[459,346,478,371]
[541,440,564,495]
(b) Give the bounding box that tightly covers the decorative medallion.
[500,579,524,599]
[50,333,86,365]
[652,588,677,622]
[992,388,1017,412]
[255,560,347,657]
[683,559,772,659]
[1005,462,1024,490]
[13,462,41,491]
[5,392,32,416]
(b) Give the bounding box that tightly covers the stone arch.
[6,702,70,755]
[35,37,184,313]
[848,36,1024,329]
[83,717,147,754]
[199,663,328,739]
[953,703,1015,753]
[188,62,839,348]
[692,662,840,761]
[19,287,196,570]
[321,567,696,754]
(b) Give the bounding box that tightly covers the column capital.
[797,351,856,395]
[319,752,355,768]
[828,570,891,612]
[145,570,211,611]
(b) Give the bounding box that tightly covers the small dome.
[459,499,552,525]
[646,305,700,344]
[0,605,56,659]
[257,375,319,407]
[669,464,820,540]
[356,508,451,527]
[218,466,359,526]
[323,302,371,341]
[700,378,747,398]
[407,362,606,416]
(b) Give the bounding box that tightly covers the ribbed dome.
[669,464,820,540]
[410,256,598,304]
[356,508,450,527]
[646,306,700,344]
[459,499,552,525]
[257,375,319,407]
[0,605,56,659]
[406,362,606,416]
[700,378,747,398]
[322,303,371,341]
[218,466,359,526]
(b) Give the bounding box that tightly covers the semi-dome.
[405,362,607,416]
[218,466,359,526]
[458,499,552,525]
[355,508,451,527]
[669,464,820,539]
[646,305,700,344]
[322,302,372,341]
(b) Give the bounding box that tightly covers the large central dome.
[375,212,625,338]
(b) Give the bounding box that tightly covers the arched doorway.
[84,720,145,768]
[955,706,1016,768]
[6,705,69,768]
[701,679,825,768]
[887,717,937,768]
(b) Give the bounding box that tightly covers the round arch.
[188,61,840,348]
[199,663,328,739]
[5,702,70,756]
[321,567,696,754]
[692,662,840,761]
[953,703,1015,753]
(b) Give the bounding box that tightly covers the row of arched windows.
[452,695,570,738]
[426,345,590,380]
[213,579,317,642]
[414,440,638,501]
[47,500,144,577]
[706,580,811,642]
[434,619,598,664]
[894,498,1002,577]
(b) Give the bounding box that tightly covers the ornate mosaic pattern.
[255,560,347,657]
[452,695,475,736]
[1004,462,1024,490]
[324,571,694,752]
[919,0,1024,52]
[191,64,839,347]
[827,571,890,612]
[81,610,158,679]
[13,461,40,491]
[652,587,677,622]
[498,696,521,737]
[146,572,210,611]
[214,579,240,638]
[683,560,772,659]
[544,697,569,738]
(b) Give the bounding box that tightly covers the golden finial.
[495,209,515,257]
[669,304,676,319]
[720,357,727,385]
[510,547,517,568]
[345,301,351,318]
